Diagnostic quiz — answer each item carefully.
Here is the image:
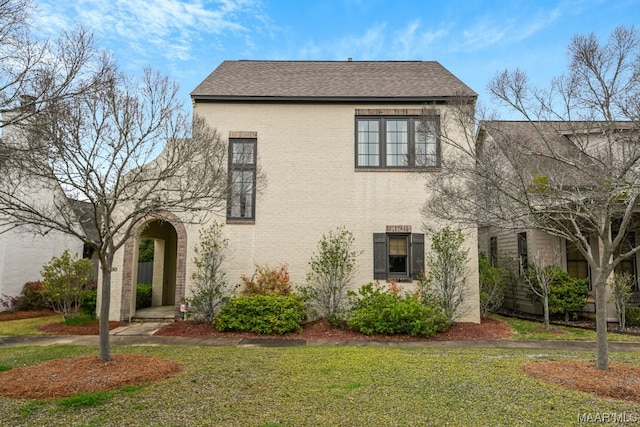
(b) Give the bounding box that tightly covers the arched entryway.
[120,212,187,321]
[141,220,178,307]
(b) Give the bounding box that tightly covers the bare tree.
[423,26,640,370]
[522,251,561,330]
[0,0,112,128]
[0,65,231,361]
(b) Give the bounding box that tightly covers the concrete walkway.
[2,321,640,351]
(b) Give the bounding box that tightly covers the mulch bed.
[525,361,640,404]
[0,354,181,399]
[154,317,515,341]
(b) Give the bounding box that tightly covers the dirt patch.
[155,316,514,341]
[525,361,640,404]
[0,354,181,399]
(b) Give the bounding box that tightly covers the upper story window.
[227,134,257,222]
[356,111,440,169]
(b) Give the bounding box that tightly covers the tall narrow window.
[227,137,256,221]
[614,230,638,290]
[517,232,528,275]
[357,119,379,166]
[489,236,498,266]
[566,239,590,289]
[415,120,438,167]
[386,119,408,166]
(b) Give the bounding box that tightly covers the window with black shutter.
[373,231,424,281]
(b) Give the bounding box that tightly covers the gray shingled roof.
[191,60,477,101]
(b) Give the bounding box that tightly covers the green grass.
[1,345,639,426]
[56,390,115,409]
[497,314,640,342]
[0,315,61,336]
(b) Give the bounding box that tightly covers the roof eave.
[191,95,477,103]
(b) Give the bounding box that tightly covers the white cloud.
[31,0,265,65]
[296,23,387,60]
[458,5,563,51]
[391,19,449,59]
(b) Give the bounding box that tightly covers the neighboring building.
[477,120,640,319]
[109,60,481,323]
[0,103,85,309]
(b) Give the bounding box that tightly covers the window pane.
[229,170,254,218]
[415,120,437,167]
[357,120,379,166]
[386,120,408,166]
[388,236,408,274]
[232,142,254,165]
[389,236,408,255]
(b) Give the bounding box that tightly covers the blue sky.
[31,0,640,117]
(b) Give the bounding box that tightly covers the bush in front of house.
[136,283,153,310]
[41,250,95,319]
[215,293,306,334]
[527,266,590,321]
[626,306,640,328]
[185,222,235,323]
[0,280,50,312]
[418,226,470,323]
[347,282,449,336]
[478,254,506,318]
[80,284,98,317]
[241,263,292,295]
[301,227,360,325]
[547,268,590,321]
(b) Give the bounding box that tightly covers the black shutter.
[411,233,425,279]
[373,233,387,280]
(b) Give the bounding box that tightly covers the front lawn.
[497,314,640,342]
[0,345,639,426]
[0,315,61,336]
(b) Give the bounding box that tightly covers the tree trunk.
[99,256,113,362]
[543,296,550,329]
[594,279,609,370]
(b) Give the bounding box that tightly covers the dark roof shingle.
[191,60,476,101]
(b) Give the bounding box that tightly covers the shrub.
[478,254,506,318]
[527,266,589,321]
[610,272,633,330]
[241,263,292,295]
[41,250,95,319]
[0,281,49,312]
[301,227,360,325]
[184,222,234,323]
[63,312,96,326]
[0,294,19,311]
[215,294,306,334]
[626,306,640,328]
[136,283,153,310]
[419,227,470,323]
[81,284,98,317]
[18,281,49,311]
[347,283,449,336]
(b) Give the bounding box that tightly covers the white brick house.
[110,60,481,323]
[0,105,85,309]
